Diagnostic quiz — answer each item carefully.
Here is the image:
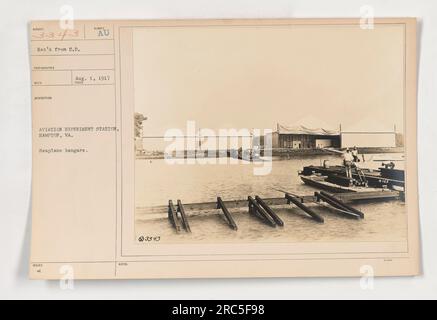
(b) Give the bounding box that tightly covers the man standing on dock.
[343,148,354,178]
[352,146,360,162]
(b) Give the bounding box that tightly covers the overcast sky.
[133,24,404,136]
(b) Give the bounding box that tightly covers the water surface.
[135,154,407,243]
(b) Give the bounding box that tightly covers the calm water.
[135,154,407,243]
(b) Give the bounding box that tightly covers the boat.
[228,148,265,162]
[299,163,405,192]
[299,175,402,195]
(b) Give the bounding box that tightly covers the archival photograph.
[133,23,407,244]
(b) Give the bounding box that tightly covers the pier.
[143,190,401,216]
[285,193,324,223]
[144,189,403,233]
[255,196,284,227]
[146,160,405,234]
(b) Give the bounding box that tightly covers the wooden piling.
[217,197,238,230]
[168,200,182,233]
[248,196,276,227]
[285,193,324,223]
[255,196,284,227]
[315,192,360,219]
[319,191,364,218]
[177,200,191,232]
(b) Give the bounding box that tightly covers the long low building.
[266,123,397,149]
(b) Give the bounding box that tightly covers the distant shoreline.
[135,147,404,160]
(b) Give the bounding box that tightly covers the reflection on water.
[135,154,407,243]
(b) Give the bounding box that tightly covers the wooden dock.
[140,190,401,215]
[140,159,406,233]
[141,187,403,233]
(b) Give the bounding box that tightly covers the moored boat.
[299,163,405,192]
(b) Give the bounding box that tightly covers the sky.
[133,24,405,136]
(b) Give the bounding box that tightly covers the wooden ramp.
[217,197,238,230]
[154,187,403,234]
[255,196,284,227]
[177,200,191,232]
[315,192,361,219]
[248,196,276,227]
[168,200,182,233]
[285,193,324,223]
[143,190,400,216]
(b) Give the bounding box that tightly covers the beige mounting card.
[29,18,419,279]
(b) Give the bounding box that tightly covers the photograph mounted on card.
[29,18,419,279]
